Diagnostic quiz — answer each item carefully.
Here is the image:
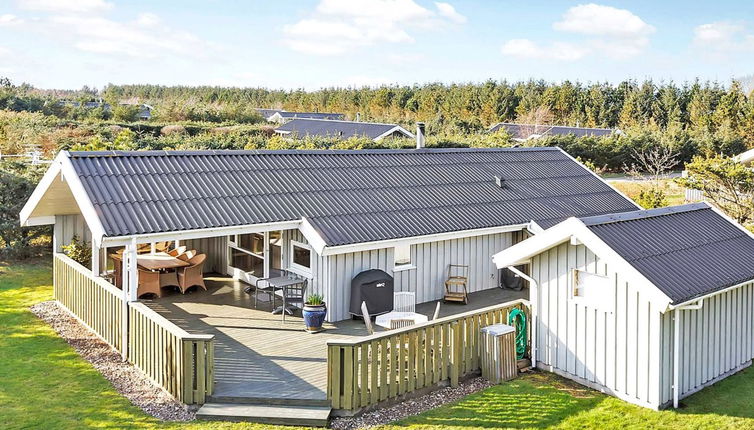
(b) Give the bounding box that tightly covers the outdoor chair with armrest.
[177,250,197,262]
[361,301,375,335]
[137,268,162,298]
[249,268,287,307]
[177,254,206,293]
[167,246,186,257]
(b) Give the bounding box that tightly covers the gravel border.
[330,377,494,430]
[30,300,196,421]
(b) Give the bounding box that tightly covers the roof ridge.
[580,203,710,226]
[67,147,561,157]
[279,118,399,126]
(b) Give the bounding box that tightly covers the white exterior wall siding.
[283,229,330,306]
[183,236,228,273]
[659,281,754,406]
[55,214,92,250]
[324,230,524,322]
[531,241,664,409]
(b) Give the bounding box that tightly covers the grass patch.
[2,258,754,429]
[610,178,686,207]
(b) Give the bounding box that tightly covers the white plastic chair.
[393,291,416,313]
[361,301,374,335]
[432,302,441,320]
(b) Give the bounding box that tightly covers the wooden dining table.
[111,252,190,271]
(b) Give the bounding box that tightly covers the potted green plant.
[302,294,327,333]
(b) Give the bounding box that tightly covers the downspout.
[669,298,704,408]
[507,265,537,367]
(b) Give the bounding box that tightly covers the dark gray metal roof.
[275,119,409,141]
[255,108,282,119]
[489,123,615,139]
[582,203,754,304]
[68,148,639,246]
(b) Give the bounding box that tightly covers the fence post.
[450,321,460,387]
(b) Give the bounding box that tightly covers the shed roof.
[581,203,754,304]
[489,123,615,139]
[57,147,637,245]
[276,112,345,120]
[275,119,412,141]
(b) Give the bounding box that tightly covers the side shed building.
[493,203,754,409]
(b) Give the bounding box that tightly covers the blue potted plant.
[303,294,327,333]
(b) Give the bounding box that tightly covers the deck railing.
[53,253,124,350]
[52,253,214,404]
[129,303,214,404]
[326,299,530,411]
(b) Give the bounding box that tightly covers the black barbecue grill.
[350,269,394,317]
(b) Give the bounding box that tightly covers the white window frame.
[571,269,614,313]
[228,232,271,279]
[289,239,313,278]
[393,244,415,272]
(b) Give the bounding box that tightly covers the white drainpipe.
[670,298,704,408]
[507,265,537,368]
[416,122,426,149]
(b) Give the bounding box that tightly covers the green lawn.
[2,258,754,429]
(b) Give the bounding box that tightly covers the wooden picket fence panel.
[53,253,123,351]
[129,303,214,404]
[326,299,530,411]
[53,253,214,404]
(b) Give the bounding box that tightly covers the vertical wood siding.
[183,236,227,273]
[325,231,521,322]
[55,214,91,250]
[659,281,754,405]
[531,242,663,409]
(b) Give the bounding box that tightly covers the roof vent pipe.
[416,122,426,149]
[356,112,361,122]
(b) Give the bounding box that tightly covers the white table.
[375,311,429,329]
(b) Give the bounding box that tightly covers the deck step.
[207,395,330,407]
[196,403,331,426]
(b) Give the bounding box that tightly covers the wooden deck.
[144,275,527,402]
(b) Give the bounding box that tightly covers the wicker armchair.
[177,254,206,293]
[137,269,162,298]
[177,250,197,262]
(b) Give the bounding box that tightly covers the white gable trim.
[374,126,415,141]
[299,217,328,255]
[19,152,107,246]
[492,217,673,310]
[19,156,63,226]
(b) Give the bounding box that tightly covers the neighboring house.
[274,118,414,142]
[20,147,638,323]
[489,122,618,141]
[255,108,346,123]
[493,203,754,410]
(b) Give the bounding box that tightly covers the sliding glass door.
[228,231,282,279]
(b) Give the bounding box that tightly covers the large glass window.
[290,240,312,276]
[229,231,281,278]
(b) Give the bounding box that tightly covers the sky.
[1,0,753,90]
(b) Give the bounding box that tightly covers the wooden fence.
[326,299,530,411]
[53,253,123,351]
[52,253,214,404]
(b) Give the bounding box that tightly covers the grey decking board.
[144,275,527,401]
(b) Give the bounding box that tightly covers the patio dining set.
[245,269,309,322]
[109,242,207,299]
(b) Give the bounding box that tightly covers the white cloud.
[501,39,589,61]
[0,14,24,26]
[435,2,466,24]
[501,3,654,61]
[135,13,161,28]
[282,0,466,55]
[693,21,754,57]
[47,15,216,59]
[16,0,113,14]
[553,3,654,38]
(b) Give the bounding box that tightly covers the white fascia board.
[320,223,528,256]
[734,147,754,164]
[374,126,415,142]
[706,202,754,241]
[25,216,56,226]
[299,217,327,255]
[556,146,642,210]
[101,220,301,247]
[19,154,63,226]
[668,278,754,310]
[57,152,107,247]
[492,217,673,308]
